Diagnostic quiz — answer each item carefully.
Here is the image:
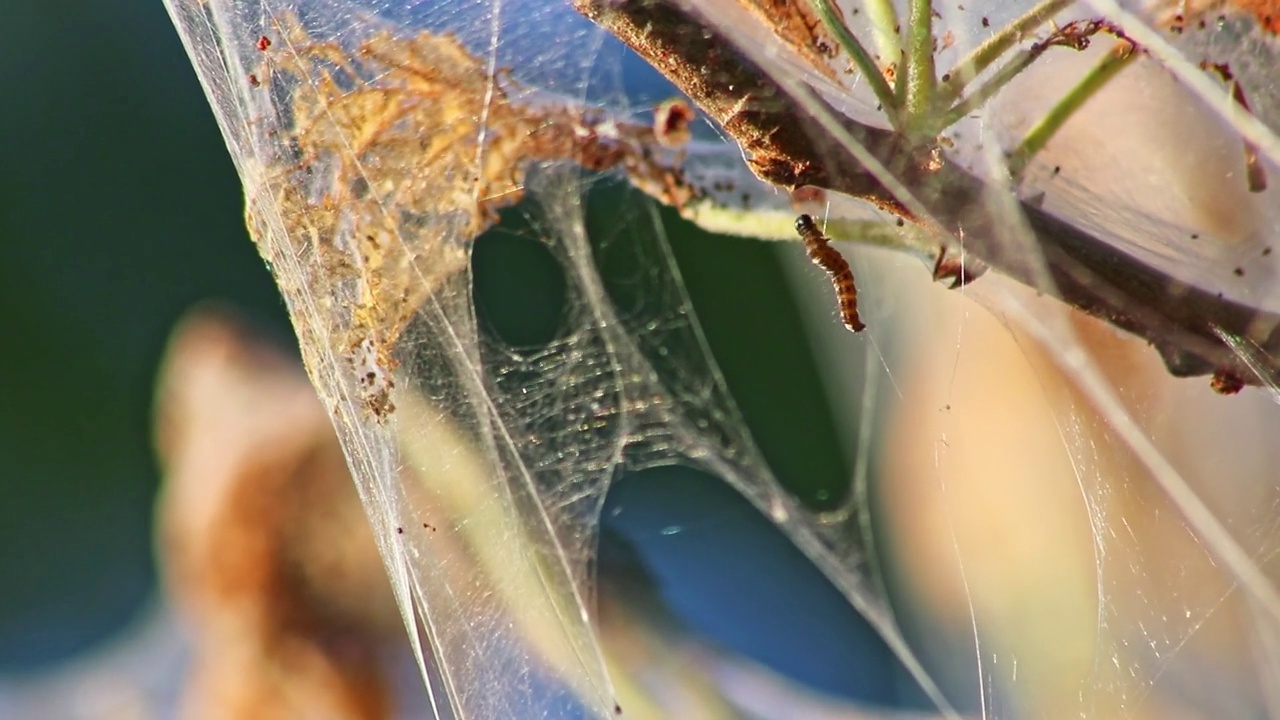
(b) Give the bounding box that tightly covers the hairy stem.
[809,0,899,120]
[902,0,936,136]
[863,0,901,63]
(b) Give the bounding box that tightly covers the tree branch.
[574,0,1280,389]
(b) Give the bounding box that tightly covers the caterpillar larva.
[795,214,865,333]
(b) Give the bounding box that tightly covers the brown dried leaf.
[738,0,842,79]
[244,17,700,421]
[154,307,401,720]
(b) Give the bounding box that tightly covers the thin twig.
[936,0,1075,105]
[940,17,1121,130]
[1007,39,1136,178]
[938,39,1046,128]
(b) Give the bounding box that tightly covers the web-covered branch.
[576,0,1280,389]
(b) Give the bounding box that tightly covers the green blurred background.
[1,1,295,668]
[0,0,863,675]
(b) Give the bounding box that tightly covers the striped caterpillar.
[795,214,865,333]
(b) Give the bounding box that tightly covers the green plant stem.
[1007,41,1136,178]
[809,0,898,121]
[902,0,936,136]
[938,43,1046,128]
[937,0,1076,106]
[862,0,901,65]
